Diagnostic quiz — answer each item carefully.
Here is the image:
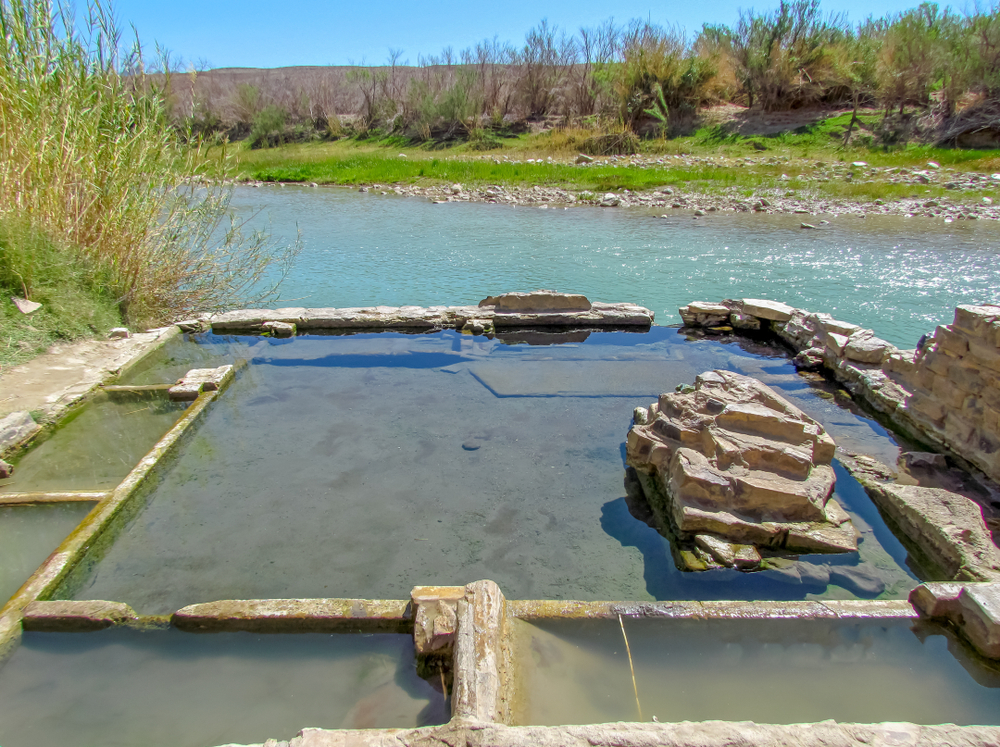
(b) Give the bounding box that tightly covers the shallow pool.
[0,392,188,494]
[0,629,446,747]
[513,617,1000,725]
[64,328,922,612]
[0,503,94,604]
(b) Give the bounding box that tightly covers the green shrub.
[0,0,298,329]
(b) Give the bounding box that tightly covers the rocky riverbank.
[243,151,1000,220]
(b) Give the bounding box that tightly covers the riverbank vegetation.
[172,1,1000,152]
[0,0,297,369]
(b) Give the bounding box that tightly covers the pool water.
[0,503,95,604]
[513,617,1000,725]
[64,328,921,612]
[0,392,188,494]
[0,628,446,747]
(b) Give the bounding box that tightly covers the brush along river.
[236,185,1000,349]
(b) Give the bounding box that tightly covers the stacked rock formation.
[626,370,857,572]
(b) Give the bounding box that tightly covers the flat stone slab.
[208,298,654,334]
[171,598,411,633]
[168,365,235,402]
[0,327,177,424]
[242,720,1000,747]
[22,600,138,631]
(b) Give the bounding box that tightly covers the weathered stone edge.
[203,301,655,334]
[171,599,411,633]
[0,386,222,663]
[223,720,1000,747]
[507,599,915,620]
[0,491,107,506]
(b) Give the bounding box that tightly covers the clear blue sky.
[108,0,931,69]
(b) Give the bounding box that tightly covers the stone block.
[816,316,861,336]
[844,334,894,364]
[412,585,466,656]
[948,361,988,395]
[861,483,1000,581]
[885,350,917,377]
[168,365,235,402]
[22,600,138,631]
[741,298,795,322]
[262,320,296,337]
[935,325,970,356]
[943,411,975,447]
[953,304,1000,337]
[108,327,130,339]
[925,349,957,376]
[932,374,967,410]
[968,338,1000,374]
[824,331,850,355]
[481,290,591,312]
[957,584,1000,659]
[729,312,761,330]
[908,582,965,618]
[452,580,511,724]
[909,392,947,422]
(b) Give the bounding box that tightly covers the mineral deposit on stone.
[626,370,857,571]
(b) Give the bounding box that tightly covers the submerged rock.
[626,370,857,571]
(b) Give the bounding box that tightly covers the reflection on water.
[0,503,94,604]
[0,392,188,493]
[513,617,1000,726]
[0,629,446,747]
[231,185,1000,347]
[68,329,921,612]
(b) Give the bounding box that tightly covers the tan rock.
[844,333,894,364]
[480,290,591,312]
[741,298,795,321]
[168,365,234,401]
[858,482,1000,581]
[626,370,856,569]
[22,600,138,631]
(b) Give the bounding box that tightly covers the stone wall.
[892,305,1000,483]
[679,299,1000,485]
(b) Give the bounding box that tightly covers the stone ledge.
[22,600,139,631]
[171,599,412,633]
[508,599,915,620]
[206,294,654,335]
[224,720,1000,747]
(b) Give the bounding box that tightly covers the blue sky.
[109,0,931,69]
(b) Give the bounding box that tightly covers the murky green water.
[0,503,94,604]
[514,617,1000,725]
[0,629,446,747]
[0,392,188,493]
[233,186,1000,348]
[68,329,922,613]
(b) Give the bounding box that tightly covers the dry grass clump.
[0,0,297,330]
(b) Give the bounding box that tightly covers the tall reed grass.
[0,0,297,329]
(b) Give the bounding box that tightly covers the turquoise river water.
[234,186,1000,348]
